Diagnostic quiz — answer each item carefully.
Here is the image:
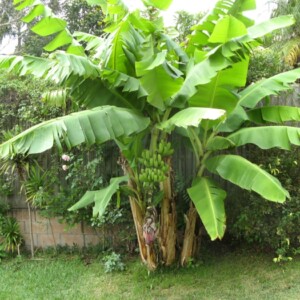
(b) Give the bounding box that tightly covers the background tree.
[0,0,300,271]
[0,0,22,52]
[271,0,300,66]
[173,10,204,43]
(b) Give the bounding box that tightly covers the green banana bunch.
[157,141,174,157]
[138,145,173,185]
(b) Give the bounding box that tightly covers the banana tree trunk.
[129,196,157,270]
[159,164,177,266]
[121,153,158,271]
[180,202,199,266]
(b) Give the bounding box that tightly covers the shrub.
[102,251,125,273]
[228,147,300,261]
[247,47,289,85]
[0,216,23,255]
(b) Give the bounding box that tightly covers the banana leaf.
[228,126,300,150]
[0,106,150,158]
[69,176,128,217]
[188,177,227,240]
[205,154,290,202]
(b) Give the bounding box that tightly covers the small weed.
[102,251,125,273]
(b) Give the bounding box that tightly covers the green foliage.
[229,147,300,261]
[0,244,7,262]
[64,0,105,35]
[0,216,22,253]
[102,251,125,273]
[1,250,300,298]
[37,146,106,226]
[0,172,14,197]
[173,10,204,43]
[0,0,22,46]
[271,0,300,66]
[69,176,128,218]
[0,200,9,215]
[0,73,60,131]
[24,165,52,207]
[20,0,105,56]
[247,47,289,84]
[0,0,300,263]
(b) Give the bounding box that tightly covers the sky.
[123,0,275,25]
[0,0,275,54]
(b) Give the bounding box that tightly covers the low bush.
[228,147,300,261]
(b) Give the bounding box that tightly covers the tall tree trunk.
[18,167,35,258]
[27,202,34,258]
[48,218,57,253]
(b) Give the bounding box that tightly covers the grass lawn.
[0,247,300,300]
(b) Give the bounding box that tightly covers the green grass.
[0,248,300,300]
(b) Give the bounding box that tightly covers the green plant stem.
[150,127,159,153]
[160,107,172,141]
[197,151,212,177]
[187,129,200,167]
[191,128,203,157]
[187,128,204,168]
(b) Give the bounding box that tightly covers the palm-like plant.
[271,0,300,66]
[0,0,300,270]
[0,128,37,257]
[0,216,22,255]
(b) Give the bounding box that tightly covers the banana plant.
[0,0,300,270]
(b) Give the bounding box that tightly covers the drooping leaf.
[106,20,130,73]
[171,53,231,107]
[239,68,300,108]
[69,176,128,217]
[157,107,226,132]
[42,89,68,110]
[189,60,248,113]
[136,51,167,77]
[247,106,300,124]
[22,4,46,23]
[188,177,226,240]
[140,65,183,110]
[209,15,247,44]
[31,17,67,36]
[14,0,84,53]
[228,126,300,150]
[158,33,189,66]
[187,0,255,52]
[86,0,106,6]
[0,106,150,158]
[247,15,295,40]
[128,11,156,34]
[0,53,100,84]
[218,105,248,132]
[43,30,73,52]
[142,0,173,10]
[206,137,235,151]
[205,155,290,202]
